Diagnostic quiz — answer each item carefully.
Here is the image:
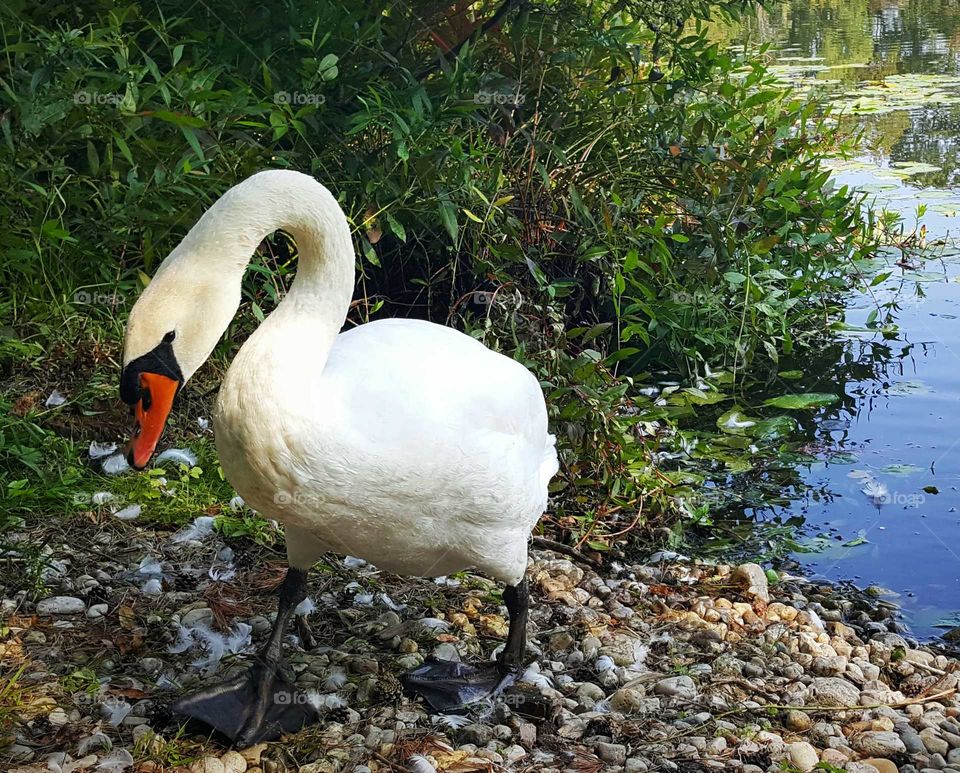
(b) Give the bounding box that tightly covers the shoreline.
[5,521,960,773]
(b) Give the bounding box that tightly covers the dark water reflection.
[715,1,960,637]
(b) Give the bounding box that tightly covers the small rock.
[786,710,812,731]
[181,606,214,627]
[460,724,493,746]
[899,727,927,755]
[731,563,770,602]
[220,751,248,773]
[921,728,951,756]
[809,677,860,707]
[190,757,226,773]
[240,744,267,766]
[37,596,85,615]
[596,742,627,765]
[48,707,70,725]
[852,732,907,758]
[6,743,34,762]
[812,655,848,677]
[610,686,648,713]
[862,759,900,773]
[87,603,108,620]
[787,741,820,772]
[654,675,697,701]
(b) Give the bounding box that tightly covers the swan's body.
[120,171,557,739]
[216,316,557,583]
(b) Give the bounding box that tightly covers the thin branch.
[417,0,523,80]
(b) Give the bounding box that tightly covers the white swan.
[119,170,558,743]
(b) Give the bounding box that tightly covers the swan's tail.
[540,433,560,490]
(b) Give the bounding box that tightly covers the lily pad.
[843,530,870,547]
[880,463,925,476]
[763,393,839,409]
[753,415,798,442]
[887,379,931,395]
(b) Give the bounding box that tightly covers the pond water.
[719,0,960,638]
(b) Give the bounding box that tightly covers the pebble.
[786,710,813,731]
[596,742,627,765]
[220,751,248,772]
[922,728,952,756]
[36,595,85,615]
[862,759,900,773]
[654,675,697,701]
[853,731,908,757]
[731,563,770,602]
[788,741,821,772]
[190,757,226,773]
[809,676,861,707]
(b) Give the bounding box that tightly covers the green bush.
[0,0,877,546]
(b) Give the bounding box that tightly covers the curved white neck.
[184,169,354,316]
[158,170,355,376]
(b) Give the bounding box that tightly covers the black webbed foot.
[401,657,519,713]
[172,665,315,744]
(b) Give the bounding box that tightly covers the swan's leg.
[172,567,317,744]
[402,577,530,712]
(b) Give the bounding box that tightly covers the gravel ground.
[3,517,960,773]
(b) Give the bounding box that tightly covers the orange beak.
[125,372,179,469]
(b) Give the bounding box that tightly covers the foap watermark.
[472,290,496,306]
[273,691,315,706]
[474,90,524,107]
[274,91,326,106]
[74,92,123,106]
[273,488,326,507]
[73,289,125,306]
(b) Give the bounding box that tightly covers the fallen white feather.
[407,754,438,773]
[101,453,130,475]
[96,748,135,771]
[113,504,141,521]
[89,441,117,459]
[228,495,246,511]
[322,666,348,691]
[354,593,374,606]
[155,448,198,467]
[295,597,316,616]
[45,389,67,407]
[595,655,616,672]
[861,478,890,506]
[101,699,132,725]
[520,664,553,689]
[139,556,162,576]
[208,566,236,582]
[432,713,471,729]
[418,617,451,632]
[197,416,210,431]
[306,691,345,711]
[378,592,404,611]
[342,555,367,569]
[78,732,112,755]
[141,578,162,595]
[170,516,216,544]
[91,492,114,505]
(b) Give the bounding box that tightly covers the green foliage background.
[0,0,877,548]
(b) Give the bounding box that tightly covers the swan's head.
[119,258,241,469]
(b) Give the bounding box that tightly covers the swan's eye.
[162,331,176,343]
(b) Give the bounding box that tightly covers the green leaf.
[386,214,406,242]
[439,198,458,243]
[763,393,839,409]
